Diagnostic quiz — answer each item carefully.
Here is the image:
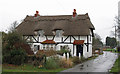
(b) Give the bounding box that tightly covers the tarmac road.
[60,51,118,72]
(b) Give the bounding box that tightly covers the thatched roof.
[16,13,95,36]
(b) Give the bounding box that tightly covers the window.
[90,35,91,41]
[56,30,63,37]
[43,44,45,50]
[46,45,49,50]
[37,45,40,50]
[60,46,63,50]
[34,45,39,51]
[38,30,44,37]
[50,44,53,50]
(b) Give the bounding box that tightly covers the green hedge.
[3,49,27,65]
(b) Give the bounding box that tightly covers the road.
[60,51,118,72]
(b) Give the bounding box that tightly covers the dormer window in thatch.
[55,30,64,37]
[38,30,44,37]
[34,29,44,37]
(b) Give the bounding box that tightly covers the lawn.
[2,64,67,72]
[103,48,114,51]
[110,56,120,72]
[2,55,99,73]
[103,48,120,53]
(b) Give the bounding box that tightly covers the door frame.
[76,44,83,57]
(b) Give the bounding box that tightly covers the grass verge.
[2,64,67,72]
[110,54,120,72]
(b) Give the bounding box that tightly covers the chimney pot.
[85,13,88,16]
[34,10,40,17]
[73,9,77,17]
[74,9,76,12]
[36,11,39,14]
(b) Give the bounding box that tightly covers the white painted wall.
[30,30,93,58]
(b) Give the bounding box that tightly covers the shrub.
[27,55,44,66]
[72,57,81,65]
[81,57,86,62]
[3,32,23,48]
[3,49,27,65]
[44,57,59,69]
[3,54,11,64]
[14,42,34,55]
[2,31,34,65]
[36,50,57,57]
[10,49,27,65]
[59,58,73,68]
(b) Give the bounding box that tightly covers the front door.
[76,45,83,57]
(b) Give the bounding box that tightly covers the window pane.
[56,30,63,37]
[38,30,44,36]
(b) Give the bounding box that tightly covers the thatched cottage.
[16,9,95,58]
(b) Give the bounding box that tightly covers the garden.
[2,31,99,73]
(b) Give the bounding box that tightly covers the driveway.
[60,51,118,72]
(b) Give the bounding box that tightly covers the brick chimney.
[34,11,40,17]
[73,9,77,17]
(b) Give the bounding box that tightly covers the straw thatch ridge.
[16,14,95,36]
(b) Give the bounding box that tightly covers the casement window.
[51,44,53,49]
[34,29,44,36]
[43,44,45,50]
[34,45,40,50]
[46,45,49,50]
[42,44,56,50]
[60,46,63,50]
[38,30,44,37]
[55,30,63,37]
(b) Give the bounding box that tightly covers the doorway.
[76,45,83,57]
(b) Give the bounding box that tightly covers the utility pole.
[113,25,117,39]
[115,26,117,39]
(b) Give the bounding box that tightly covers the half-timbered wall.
[24,30,93,58]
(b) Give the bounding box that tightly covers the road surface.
[60,51,118,72]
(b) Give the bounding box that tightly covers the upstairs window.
[55,30,63,37]
[38,30,44,37]
[34,29,44,36]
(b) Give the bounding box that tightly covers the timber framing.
[23,35,92,45]
[87,35,89,52]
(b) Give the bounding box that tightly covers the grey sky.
[0,0,119,42]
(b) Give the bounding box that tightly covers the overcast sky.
[0,0,119,42]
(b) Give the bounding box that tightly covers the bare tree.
[92,33,103,49]
[9,21,19,32]
[94,33,102,41]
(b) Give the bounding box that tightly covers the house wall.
[29,30,93,58]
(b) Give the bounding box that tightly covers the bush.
[2,31,33,65]
[72,57,81,65]
[81,57,86,62]
[10,49,27,65]
[14,42,34,55]
[36,50,57,57]
[27,55,44,66]
[44,57,59,69]
[3,49,27,65]
[59,58,73,68]
[3,54,11,64]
